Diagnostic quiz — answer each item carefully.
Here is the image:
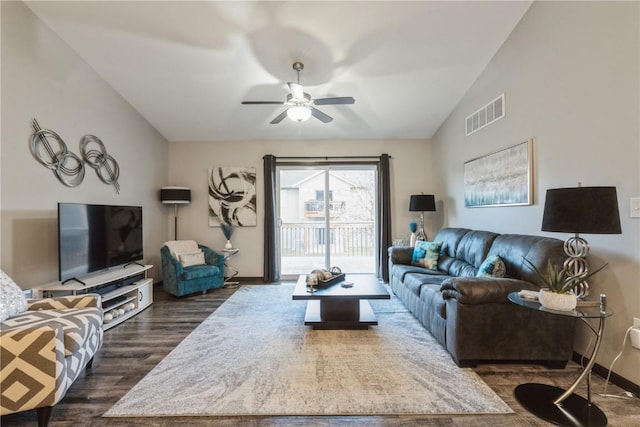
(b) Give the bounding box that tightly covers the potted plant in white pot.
[523,258,607,311]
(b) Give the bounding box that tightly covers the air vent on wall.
[465,94,505,136]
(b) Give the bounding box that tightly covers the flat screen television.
[58,203,143,282]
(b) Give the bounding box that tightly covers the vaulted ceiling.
[25,1,532,142]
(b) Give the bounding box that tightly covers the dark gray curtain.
[377,154,392,282]
[263,155,280,282]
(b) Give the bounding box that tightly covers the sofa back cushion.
[486,234,565,286]
[444,230,499,277]
[432,228,470,273]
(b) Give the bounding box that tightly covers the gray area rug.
[104,284,512,417]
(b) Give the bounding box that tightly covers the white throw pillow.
[178,250,206,267]
[0,270,28,322]
[165,240,200,258]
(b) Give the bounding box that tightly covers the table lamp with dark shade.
[409,194,436,241]
[160,186,191,240]
[541,186,621,298]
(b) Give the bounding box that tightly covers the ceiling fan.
[242,62,355,124]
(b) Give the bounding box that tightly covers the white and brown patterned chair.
[1,291,103,426]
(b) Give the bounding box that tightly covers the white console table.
[38,264,153,330]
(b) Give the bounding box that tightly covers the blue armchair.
[160,240,225,297]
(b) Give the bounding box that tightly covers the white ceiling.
[25,1,532,142]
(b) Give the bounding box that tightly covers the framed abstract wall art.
[208,166,257,226]
[464,139,533,207]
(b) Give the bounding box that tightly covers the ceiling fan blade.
[311,107,333,123]
[242,101,284,105]
[288,82,305,100]
[313,97,355,105]
[269,110,289,124]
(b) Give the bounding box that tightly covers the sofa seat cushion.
[392,264,446,282]
[419,284,447,319]
[1,307,102,356]
[181,264,221,281]
[404,273,451,296]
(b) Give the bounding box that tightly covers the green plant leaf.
[522,256,608,294]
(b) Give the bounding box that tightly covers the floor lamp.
[541,186,621,298]
[160,186,191,240]
[409,194,436,241]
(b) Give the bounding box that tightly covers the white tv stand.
[39,264,153,330]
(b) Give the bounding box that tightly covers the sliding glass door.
[278,164,377,278]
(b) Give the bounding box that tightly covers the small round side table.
[508,292,612,427]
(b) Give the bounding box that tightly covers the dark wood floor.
[3,283,639,426]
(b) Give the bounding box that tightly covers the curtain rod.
[263,155,391,160]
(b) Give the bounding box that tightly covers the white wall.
[432,1,639,386]
[168,139,433,278]
[1,1,169,287]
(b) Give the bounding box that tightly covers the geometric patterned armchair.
[0,284,103,427]
[160,240,225,297]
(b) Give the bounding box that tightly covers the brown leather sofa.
[388,228,576,368]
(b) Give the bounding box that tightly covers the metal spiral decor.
[29,119,120,193]
[80,134,120,193]
[30,119,85,187]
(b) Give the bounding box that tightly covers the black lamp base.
[515,383,607,426]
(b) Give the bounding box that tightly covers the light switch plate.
[631,198,640,218]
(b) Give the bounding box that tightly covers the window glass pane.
[278,165,376,277]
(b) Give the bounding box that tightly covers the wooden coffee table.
[291,274,390,329]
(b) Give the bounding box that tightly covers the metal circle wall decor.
[30,119,85,187]
[29,118,120,193]
[80,134,120,193]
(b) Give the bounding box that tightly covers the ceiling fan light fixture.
[243,62,354,124]
[287,106,311,122]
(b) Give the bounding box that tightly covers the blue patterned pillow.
[476,255,506,278]
[411,241,443,271]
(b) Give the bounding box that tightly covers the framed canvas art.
[208,166,257,226]
[464,139,533,207]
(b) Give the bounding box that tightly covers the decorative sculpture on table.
[409,221,418,246]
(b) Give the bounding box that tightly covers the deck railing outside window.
[281,222,375,256]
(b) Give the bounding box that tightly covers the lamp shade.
[160,186,191,204]
[409,194,436,212]
[287,106,312,122]
[541,186,621,234]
